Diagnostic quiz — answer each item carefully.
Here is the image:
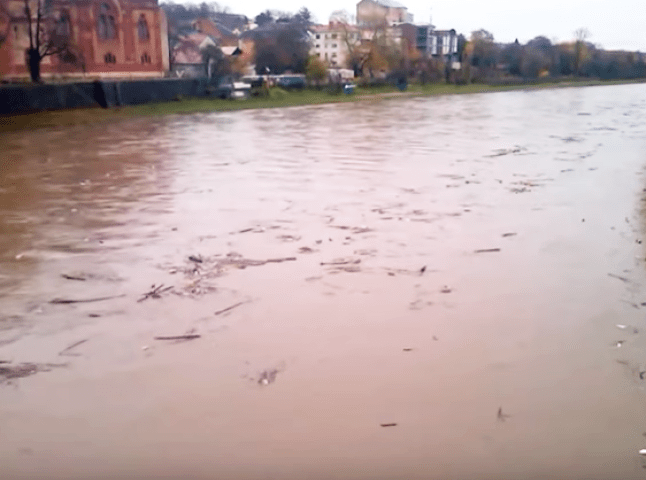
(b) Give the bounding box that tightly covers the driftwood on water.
[214,302,246,316]
[138,284,173,302]
[50,294,126,304]
[154,334,201,341]
[58,339,88,356]
[61,274,86,281]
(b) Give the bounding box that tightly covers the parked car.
[276,75,306,90]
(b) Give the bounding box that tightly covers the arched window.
[140,52,151,64]
[137,15,149,41]
[104,52,116,63]
[98,3,116,40]
[56,13,71,37]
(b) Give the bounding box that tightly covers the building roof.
[367,0,407,9]
[432,29,457,35]
[309,23,359,33]
[240,22,309,40]
[212,12,248,32]
[221,46,241,56]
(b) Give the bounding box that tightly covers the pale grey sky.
[216,0,646,51]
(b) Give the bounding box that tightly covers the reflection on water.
[1,84,646,479]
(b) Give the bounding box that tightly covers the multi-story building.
[356,0,413,27]
[401,23,460,64]
[309,23,360,68]
[0,0,169,80]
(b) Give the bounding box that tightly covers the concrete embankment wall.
[0,78,211,115]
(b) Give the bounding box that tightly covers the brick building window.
[104,52,116,63]
[98,3,117,40]
[140,52,151,64]
[56,13,71,37]
[137,15,149,41]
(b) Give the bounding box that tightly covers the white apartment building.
[309,24,360,68]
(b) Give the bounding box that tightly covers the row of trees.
[160,2,230,22]
[248,9,312,75]
[465,28,646,82]
[254,7,312,26]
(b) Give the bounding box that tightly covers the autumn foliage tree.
[305,55,327,85]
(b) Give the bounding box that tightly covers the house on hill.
[192,17,238,47]
[211,11,248,34]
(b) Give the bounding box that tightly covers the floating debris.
[0,363,65,384]
[320,258,361,266]
[486,147,525,158]
[608,273,631,283]
[501,233,517,238]
[163,254,296,298]
[258,369,279,386]
[154,334,201,341]
[58,339,88,357]
[61,273,87,281]
[138,284,173,302]
[497,407,511,422]
[214,302,246,316]
[474,248,501,253]
[50,294,126,304]
[440,286,452,294]
[277,235,301,242]
[329,225,373,234]
[380,423,398,427]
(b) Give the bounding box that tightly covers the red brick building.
[0,0,169,80]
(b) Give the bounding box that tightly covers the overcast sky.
[213,0,646,51]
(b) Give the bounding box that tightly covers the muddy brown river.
[1,84,646,480]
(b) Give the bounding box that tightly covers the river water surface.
[1,84,646,479]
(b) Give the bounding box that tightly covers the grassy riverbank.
[1,78,644,133]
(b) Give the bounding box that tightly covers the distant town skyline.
[202,0,646,52]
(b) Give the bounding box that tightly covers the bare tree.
[574,27,590,75]
[23,0,74,82]
[333,10,400,78]
[201,43,229,80]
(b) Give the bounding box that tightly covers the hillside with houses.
[0,0,644,84]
